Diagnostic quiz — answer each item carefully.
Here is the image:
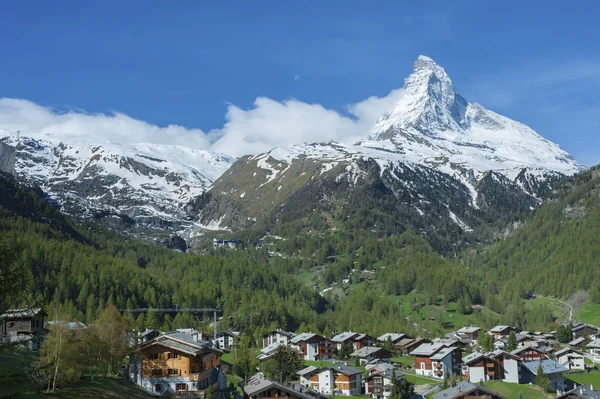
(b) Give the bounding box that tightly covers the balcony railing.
[190,370,211,381]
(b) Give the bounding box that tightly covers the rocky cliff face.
[0,132,232,244]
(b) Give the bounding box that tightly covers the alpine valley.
[0,56,584,252]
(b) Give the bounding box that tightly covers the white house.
[212,331,240,350]
[461,350,520,384]
[290,333,334,361]
[588,339,600,363]
[364,368,405,399]
[555,347,585,371]
[262,329,294,348]
[297,364,362,396]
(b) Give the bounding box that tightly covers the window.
[8,322,14,328]
[168,353,179,359]
[155,384,162,392]
[148,353,160,360]
[151,369,163,376]
[176,383,188,391]
[421,362,425,369]
[168,368,179,375]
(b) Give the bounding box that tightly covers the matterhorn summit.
[362,55,582,178]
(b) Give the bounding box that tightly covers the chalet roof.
[165,331,214,347]
[410,343,446,357]
[244,373,322,399]
[0,308,43,319]
[331,331,359,343]
[329,364,363,376]
[573,324,598,332]
[432,381,507,399]
[431,347,457,361]
[297,366,319,376]
[264,329,294,338]
[489,325,511,333]
[488,350,520,360]
[511,345,544,355]
[140,329,158,338]
[587,339,600,349]
[521,359,568,375]
[141,334,220,357]
[555,347,583,357]
[570,337,586,346]
[291,333,320,343]
[457,326,480,334]
[352,346,389,358]
[217,331,240,338]
[377,333,405,342]
[554,384,600,399]
[462,352,484,364]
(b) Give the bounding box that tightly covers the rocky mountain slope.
[194,56,583,251]
[0,131,232,244]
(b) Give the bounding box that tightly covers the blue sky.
[1,1,599,163]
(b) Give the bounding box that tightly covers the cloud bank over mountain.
[0,88,405,158]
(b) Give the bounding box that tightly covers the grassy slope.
[566,369,600,387]
[482,381,549,399]
[575,300,600,326]
[40,378,152,399]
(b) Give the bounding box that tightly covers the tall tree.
[270,345,304,383]
[480,332,494,353]
[94,306,133,377]
[507,331,517,352]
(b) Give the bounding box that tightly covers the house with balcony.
[128,331,226,396]
[555,347,585,371]
[572,323,599,340]
[262,329,294,348]
[410,343,462,379]
[377,333,410,348]
[291,333,334,361]
[0,308,45,349]
[511,345,548,362]
[456,326,480,341]
[213,331,240,350]
[520,359,568,391]
[297,364,362,396]
[587,339,600,362]
[461,350,520,383]
[364,368,404,399]
[489,326,518,340]
[351,346,393,366]
[331,332,378,352]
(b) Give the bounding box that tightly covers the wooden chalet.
[128,331,225,396]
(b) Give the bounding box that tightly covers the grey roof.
[489,325,510,333]
[330,364,363,376]
[331,331,358,343]
[555,385,600,399]
[555,347,583,357]
[570,337,586,346]
[291,332,319,343]
[378,333,405,342]
[457,326,480,334]
[521,359,569,375]
[244,373,322,399]
[432,381,507,399]
[410,343,446,356]
[431,347,457,361]
[264,329,294,338]
[352,346,389,358]
[140,329,158,338]
[587,339,600,349]
[297,366,318,376]
[165,331,213,348]
[0,308,43,319]
[462,352,483,364]
[573,324,598,332]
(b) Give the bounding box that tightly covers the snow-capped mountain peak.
[366,55,582,177]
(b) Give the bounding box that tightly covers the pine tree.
[507,331,517,352]
[480,332,494,353]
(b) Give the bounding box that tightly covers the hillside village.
[4,305,600,399]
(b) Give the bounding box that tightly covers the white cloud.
[0,98,211,149]
[210,88,404,157]
[0,88,405,159]
[294,74,301,81]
